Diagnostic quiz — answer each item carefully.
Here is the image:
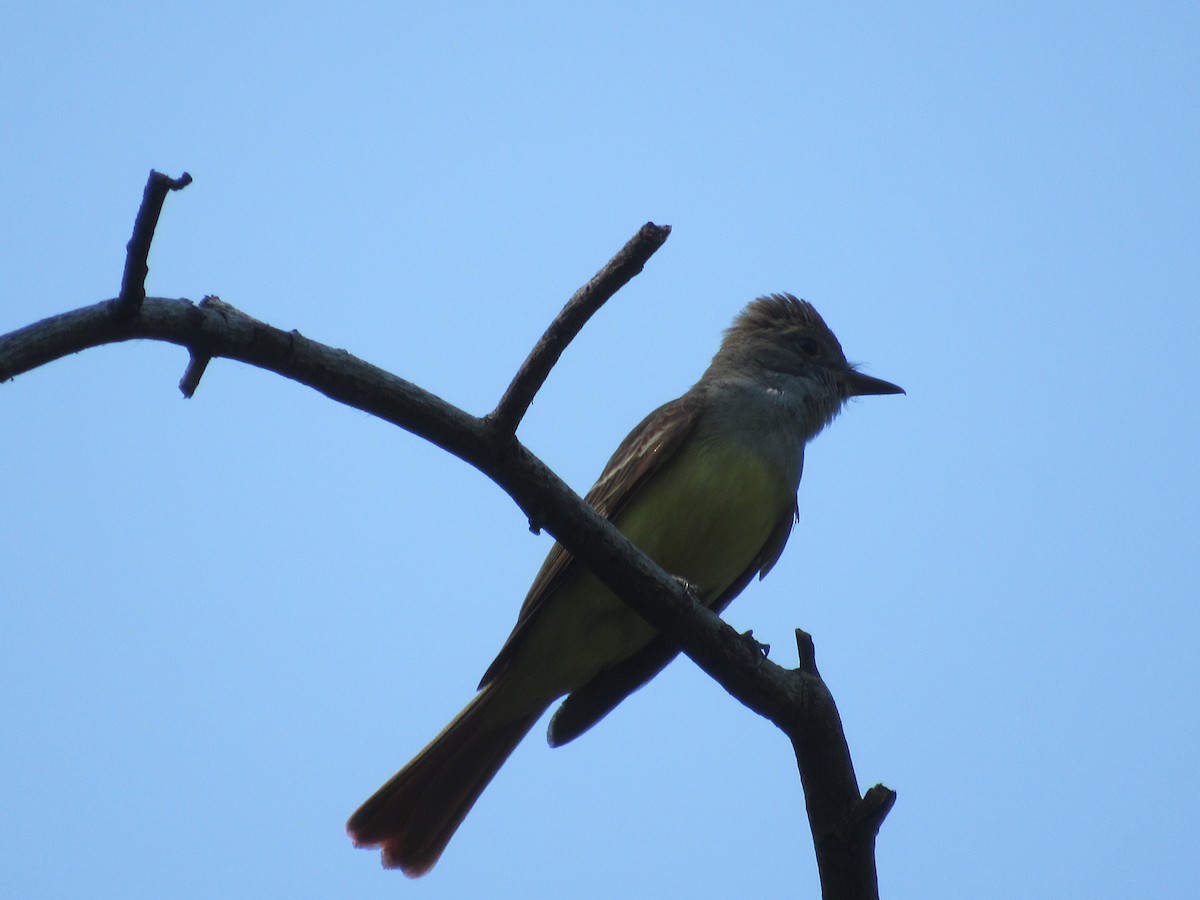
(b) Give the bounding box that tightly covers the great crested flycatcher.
[347,293,903,875]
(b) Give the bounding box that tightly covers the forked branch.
[0,170,893,899]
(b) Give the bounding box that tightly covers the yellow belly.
[616,437,788,595]
[501,437,792,707]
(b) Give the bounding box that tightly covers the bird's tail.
[346,682,543,877]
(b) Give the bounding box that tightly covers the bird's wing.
[545,494,798,746]
[478,395,703,689]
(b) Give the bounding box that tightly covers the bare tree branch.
[488,221,672,435]
[791,630,896,898]
[0,174,893,899]
[178,295,241,397]
[116,169,193,319]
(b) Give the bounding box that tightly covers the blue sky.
[3,3,1197,898]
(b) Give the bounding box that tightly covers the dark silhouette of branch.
[488,221,671,435]
[115,169,192,319]
[0,171,894,899]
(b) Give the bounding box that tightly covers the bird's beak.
[841,369,905,397]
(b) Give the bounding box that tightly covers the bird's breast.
[615,435,795,596]
[494,435,797,707]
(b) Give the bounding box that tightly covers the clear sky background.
[3,3,1197,898]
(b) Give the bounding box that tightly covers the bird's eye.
[798,338,820,358]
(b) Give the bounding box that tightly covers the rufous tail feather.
[347,685,544,876]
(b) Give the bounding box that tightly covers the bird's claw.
[671,575,703,601]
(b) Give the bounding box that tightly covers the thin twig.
[856,785,899,838]
[488,222,671,435]
[178,296,226,397]
[179,351,211,398]
[114,170,192,319]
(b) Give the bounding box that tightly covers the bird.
[346,293,903,875]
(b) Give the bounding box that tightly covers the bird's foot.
[671,575,703,601]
